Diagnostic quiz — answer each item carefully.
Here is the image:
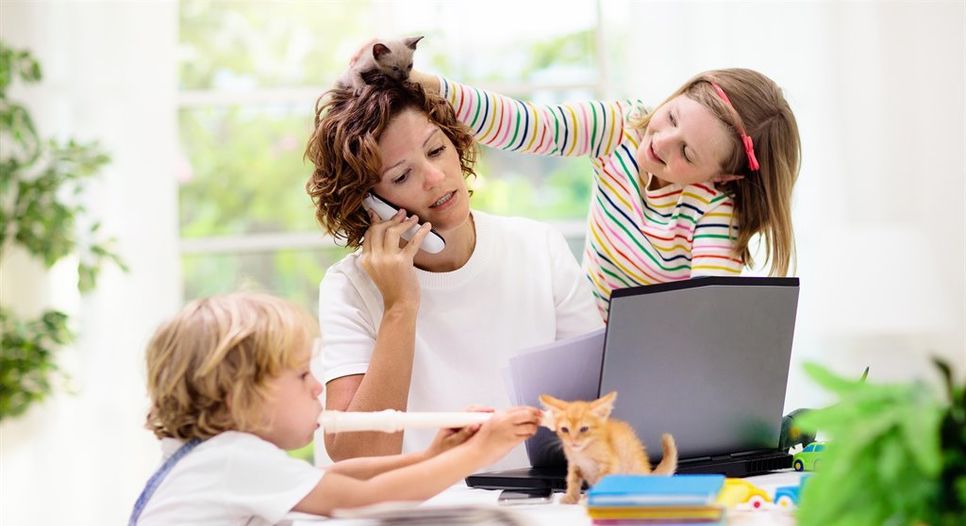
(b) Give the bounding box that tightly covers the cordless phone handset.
[362,192,446,254]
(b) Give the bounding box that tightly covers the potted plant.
[796,358,966,525]
[0,41,125,419]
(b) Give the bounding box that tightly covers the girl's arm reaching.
[411,71,641,160]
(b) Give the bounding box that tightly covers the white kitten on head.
[337,36,423,91]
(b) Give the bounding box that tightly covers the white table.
[282,470,807,525]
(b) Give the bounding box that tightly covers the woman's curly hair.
[304,76,477,248]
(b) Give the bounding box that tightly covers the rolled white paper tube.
[319,410,493,433]
[319,409,557,434]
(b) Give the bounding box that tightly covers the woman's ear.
[711,173,745,185]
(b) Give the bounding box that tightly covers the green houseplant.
[795,358,966,526]
[0,41,125,419]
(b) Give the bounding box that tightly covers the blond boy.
[132,292,541,525]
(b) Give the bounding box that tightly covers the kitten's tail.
[652,433,678,475]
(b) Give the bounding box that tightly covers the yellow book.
[586,505,724,520]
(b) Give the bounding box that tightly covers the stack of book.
[586,474,726,525]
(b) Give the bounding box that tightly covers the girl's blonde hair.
[635,68,801,275]
[145,292,318,440]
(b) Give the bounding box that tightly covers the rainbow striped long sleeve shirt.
[440,78,743,320]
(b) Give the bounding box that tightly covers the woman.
[304,77,603,468]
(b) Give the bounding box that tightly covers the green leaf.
[0,41,122,419]
[900,402,943,476]
[877,439,906,484]
[796,359,957,526]
[802,361,868,396]
[0,307,73,420]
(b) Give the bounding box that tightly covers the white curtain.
[0,2,179,525]
[610,0,965,408]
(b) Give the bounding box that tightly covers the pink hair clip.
[741,135,760,172]
[710,82,760,173]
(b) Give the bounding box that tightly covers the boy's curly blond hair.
[145,292,318,440]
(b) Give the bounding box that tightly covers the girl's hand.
[359,209,432,311]
[408,70,441,94]
[468,406,542,466]
[424,405,495,458]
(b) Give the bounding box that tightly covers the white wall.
[0,1,179,525]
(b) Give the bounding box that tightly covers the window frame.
[177,0,609,278]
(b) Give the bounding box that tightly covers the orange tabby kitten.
[539,391,678,504]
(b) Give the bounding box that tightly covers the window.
[177,0,607,313]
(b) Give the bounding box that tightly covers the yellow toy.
[715,478,770,510]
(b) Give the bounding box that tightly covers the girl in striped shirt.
[410,69,801,319]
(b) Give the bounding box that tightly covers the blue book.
[587,474,726,506]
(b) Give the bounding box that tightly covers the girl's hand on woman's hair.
[408,70,441,94]
[360,209,430,311]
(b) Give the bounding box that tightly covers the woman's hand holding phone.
[360,208,431,311]
[363,193,445,254]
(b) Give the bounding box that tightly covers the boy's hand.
[469,406,542,465]
[425,405,494,458]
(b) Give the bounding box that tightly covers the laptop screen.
[601,277,799,460]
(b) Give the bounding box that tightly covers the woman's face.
[636,95,735,187]
[371,108,470,234]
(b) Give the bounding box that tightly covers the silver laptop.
[467,276,800,489]
[603,276,798,460]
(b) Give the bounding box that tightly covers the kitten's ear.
[372,43,391,60]
[591,391,617,419]
[538,394,566,411]
[404,36,424,50]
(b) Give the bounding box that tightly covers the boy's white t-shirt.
[137,431,324,526]
[318,211,604,469]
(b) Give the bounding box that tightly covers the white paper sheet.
[504,328,605,407]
